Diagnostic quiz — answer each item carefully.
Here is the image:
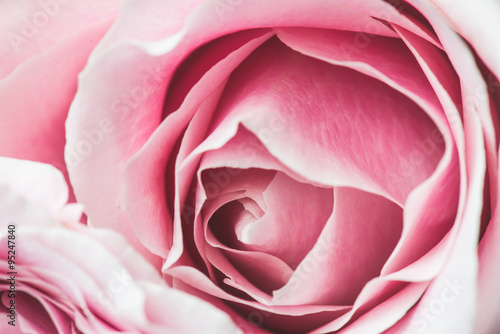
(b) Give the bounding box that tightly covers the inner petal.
[273,187,403,306]
[205,169,333,270]
[234,171,333,269]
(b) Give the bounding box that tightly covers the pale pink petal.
[311,279,420,332]
[380,26,462,278]
[384,1,489,332]
[198,126,313,186]
[425,0,500,82]
[16,292,60,334]
[198,175,294,300]
[336,0,441,47]
[0,157,78,222]
[338,282,428,334]
[275,27,449,132]
[405,0,499,206]
[0,20,115,204]
[273,187,402,306]
[139,282,240,334]
[0,0,124,78]
[0,160,83,240]
[476,148,500,333]
[204,244,292,303]
[234,172,332,269]
[167,265,350,326]
[202,168,332,271]
[0,158,241,333]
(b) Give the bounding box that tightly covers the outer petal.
[0,1,124,203]
[383,0,489,332]
[477,149,500,333]
[425,0,500,80]
[0,0,124,78]
[0,157,82,225]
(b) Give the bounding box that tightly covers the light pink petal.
[201,167,332,271]
[139,282,241,334]
[191,128,321,283]
[424,0,500,82]
[338,282,428,334]
[0,19,115,204]
[198,126,313,186]
[17,232,145,328]
[0,159,83,230]
[311,279,418,332]
[168,264,350,315]
[336,0,441,47]
[384,2,489,333]
[19,288,73,334]
[0,158,77,222]
[476,148,500,333]
[380,26,462,278]
[199,178,294,300]
[274,27,449,132]
[274,27,462,279]
[65,37,168,267]
[385,112,483,330]
[406,0,499,207]
[167,37,448,329]
[234,172,332,269]
[0,0,124,78]
[204,244,291,303]
[168,265,350,333]
[273,187,402,306]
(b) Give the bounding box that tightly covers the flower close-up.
[1,0,500,333]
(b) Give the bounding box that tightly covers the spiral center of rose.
[171,35,445,308]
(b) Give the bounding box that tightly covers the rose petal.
[476,147,500,333]
[204,169,332,270]
[0,157,77,223]
[425,0,500,81]
[273,187,403,306]
[0,0,124,78]
[337,282,428,334]
[0,20,115,205]
[139,282,240,334]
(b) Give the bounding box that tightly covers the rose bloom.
[1,0,500,333]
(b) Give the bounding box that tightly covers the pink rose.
[2,0,500,333]
[0,158,240,333]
